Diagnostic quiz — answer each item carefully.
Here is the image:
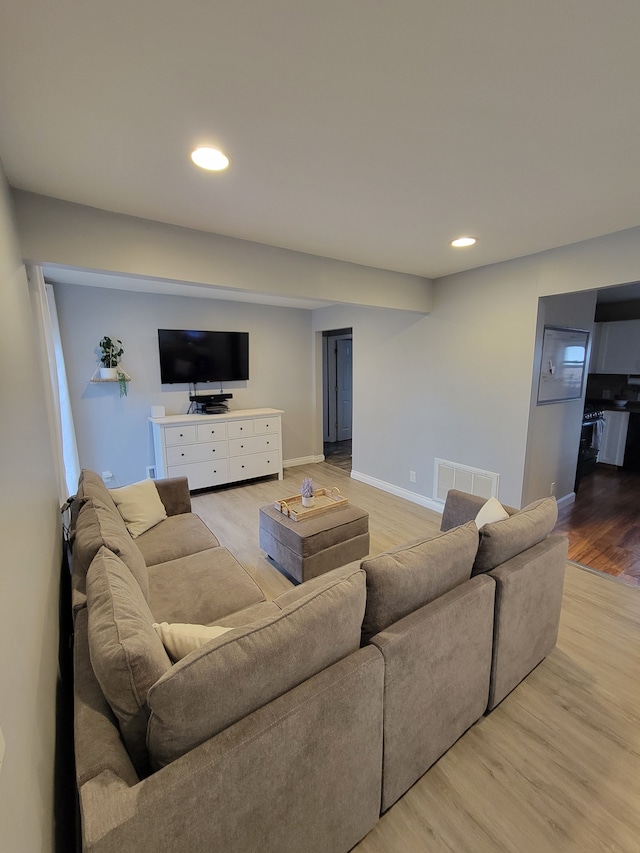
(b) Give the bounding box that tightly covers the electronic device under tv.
[158,329,249,384]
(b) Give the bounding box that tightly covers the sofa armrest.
[77,646,384,853]
[440,489,517,531]
[370,574,495,810]
[153,477,191,516]
[487,533,567,709]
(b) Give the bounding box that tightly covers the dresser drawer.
[167,460,230,490]
[253,416,280,435]
[229,434,279,456]
[227,420,254,439]
[164,425,198,446]
[167,440,227,466]
[196,422,228,442]
[229,450,281,481]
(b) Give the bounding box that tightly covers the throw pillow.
[473,496,558,574]
[475,496,509,530]
[86,547,172,777]
[147,566,366,769]
[360,521,479,643]
[109,478,167,538]
[153,622,233,661]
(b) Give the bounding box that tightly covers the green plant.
[99,336,124,368]
[117,370,128,397]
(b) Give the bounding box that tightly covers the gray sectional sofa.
[69,470,568,852]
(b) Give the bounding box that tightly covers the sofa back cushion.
[72,496,150,603]
[76,468,119,514]
[360,522,479,643]
[146,566,366,769]
[473,496,558,574]
[86,547,171,777]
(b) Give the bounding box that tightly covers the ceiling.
[2,1,640,284]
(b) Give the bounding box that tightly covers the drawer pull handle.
[240,444,244,449]
[181,453,185,457]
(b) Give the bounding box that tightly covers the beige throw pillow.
[153,622,233,661]
[475,496,509,530]
[109,478,167,538]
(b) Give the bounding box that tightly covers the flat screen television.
[158,329,249,384]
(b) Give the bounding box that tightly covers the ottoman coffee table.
[259,500,370,583]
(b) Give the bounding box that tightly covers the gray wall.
[313,231,640,509]
[53,282,316,485]
[0,170,61,852]
[523,290,598,506]
[14,191,433,313]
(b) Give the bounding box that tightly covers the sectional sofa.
[69,470,567,852]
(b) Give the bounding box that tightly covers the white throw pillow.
[109,478,167,538]
[475,496,509,530]
[153,621,233,661]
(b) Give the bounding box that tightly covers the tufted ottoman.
[259,502,370,583]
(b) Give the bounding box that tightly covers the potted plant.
[300,477,315,507]
[98,336,124,380]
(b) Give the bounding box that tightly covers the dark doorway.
[323,329,353,471]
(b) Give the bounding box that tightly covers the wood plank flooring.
[191,463,640,853]
[556,466,640,586]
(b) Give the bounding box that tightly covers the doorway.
[323,328,353,472]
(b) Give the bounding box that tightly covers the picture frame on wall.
[537,325,589,404]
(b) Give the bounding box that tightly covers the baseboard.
[283,455,325,468]
[350,470,444,513]
[557,491,576,509]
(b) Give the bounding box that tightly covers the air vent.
[433,458,500,503]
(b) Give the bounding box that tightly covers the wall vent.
[433,458,500,503]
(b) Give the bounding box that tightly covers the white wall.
[0,170,61,852]
[53,282,316,485]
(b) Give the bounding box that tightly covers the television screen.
[158,329,249,384]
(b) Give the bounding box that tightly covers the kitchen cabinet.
[150,408,284,490]
[592,320,640,374]
[597,409,630,466]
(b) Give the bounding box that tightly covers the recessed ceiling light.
[191,147,230,171]
[450,236,477,248]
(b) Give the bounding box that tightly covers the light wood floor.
[192,463,640,853]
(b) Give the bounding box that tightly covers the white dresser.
[150,408,284,490]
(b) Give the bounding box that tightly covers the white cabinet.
[151,408,284,490]
[593,320,640,374]
[597,410,629,466]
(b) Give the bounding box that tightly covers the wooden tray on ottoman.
[274,488,348,521]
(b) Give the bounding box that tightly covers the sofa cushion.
[146,565,366,768]
[147,547,266,624]
[72,496,150,603]
[86,547,172,777]
[473,497,558,574]
[108,478,167,538]
[134,513,219,567]
[153,622,233,661]
[360,522,479,643]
